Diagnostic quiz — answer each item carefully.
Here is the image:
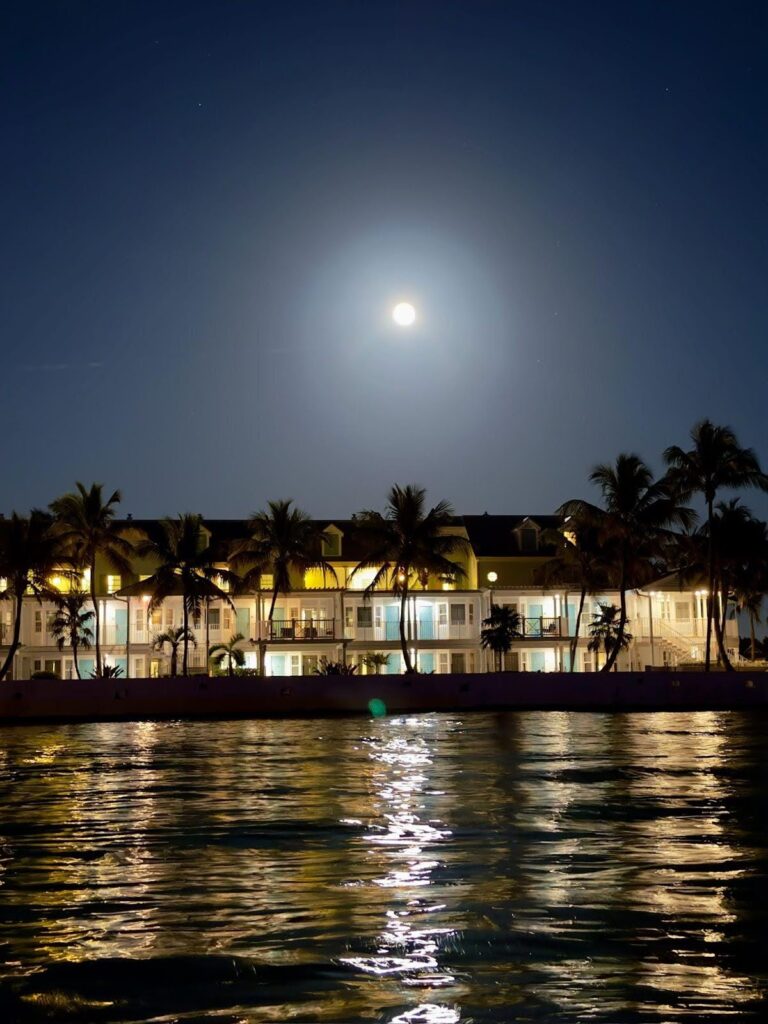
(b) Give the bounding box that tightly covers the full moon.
[392,301,416,326]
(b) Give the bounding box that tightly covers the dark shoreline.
[2,671,767,723]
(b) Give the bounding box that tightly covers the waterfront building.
[1,514,740,679]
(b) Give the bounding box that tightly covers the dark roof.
[116,514,564,560]
[461,515,562,557]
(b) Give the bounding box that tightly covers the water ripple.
[0,711,766,1021]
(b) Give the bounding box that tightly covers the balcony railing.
[521,616,562,638]
[262,619,336,641]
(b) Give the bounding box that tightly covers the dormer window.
[520,528,538,553]
[321,527,342,558]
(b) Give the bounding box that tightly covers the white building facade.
[2,515,740,679]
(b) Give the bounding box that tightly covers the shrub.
[313,658,358,676]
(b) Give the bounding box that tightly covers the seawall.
[1,671,767,722]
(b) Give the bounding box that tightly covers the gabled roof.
[461,515,562,557]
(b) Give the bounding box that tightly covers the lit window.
[260,574,274,590]
[106,575,122,594]
[349,567,379,591]
[208,608,221,631]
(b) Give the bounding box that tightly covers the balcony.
[521,616,563,638]
[262,619,337,641]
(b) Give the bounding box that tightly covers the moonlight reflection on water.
[0,711,765,1022]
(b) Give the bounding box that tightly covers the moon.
[392,301,416,326]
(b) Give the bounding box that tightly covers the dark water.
[0,712,767,1023]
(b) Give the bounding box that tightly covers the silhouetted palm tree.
[0,511,62,681]
[209,632,246,676]
[352,485,469,673]
[563,454,694,671]
[706,500,768,670]
[539,509,611,671]
[50,590,94,679]
[137,515,235,676]
[481,604,523,671]
[49,483,134,676]
[152,626,197,677]
[664,420,768,670]
[232,500,337,647]
[588,603,632,670]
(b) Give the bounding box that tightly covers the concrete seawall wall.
[2,671,768,722]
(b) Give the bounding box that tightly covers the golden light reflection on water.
[0,712,765,1022]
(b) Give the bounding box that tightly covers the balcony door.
[385,604,399,641]
[418,604,434,640]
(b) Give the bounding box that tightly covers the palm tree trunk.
[570,588,586,671]
[90,559,102,676]
[399,582,413,672]
[0,591,23,681]
[603,560,627,672]
[750,612,757,661]
[182,597,189,676]
[72,638,81,679]
[705,497,715,672]
[713,585,733,671]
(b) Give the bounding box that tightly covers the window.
[450,604,466,626]
[165,607,175,627]
[208,608,221,631]
[45,612,55,634]
[345,607,354,628]
[135,608,145,633]
[438,604,448,627]
[468,604,475,625]
[260,574,274,590]
[675,601,690,621]
[349,567,379,591]
[357,606,373,628]
[223,609,232,632]
[151,607,162,628]
[321,532,341,557]
[106,575,122,594]
[451,652,466,673]
[438,653,449,674]
[519,528,538,553]
[35,611,42,633]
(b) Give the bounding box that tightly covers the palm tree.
[539,510,610,671]
[664,420,768,671]
[209,632,246,676]
[152,626,196,677]
[481,604,522,671]
[706,500,768,670]
[49,483,134,676]
[735,589,764,663]
[231,500,337,651]
[137,515,235,676]
[361,652,390,675]
[0,511,62,681]
[588,603,633,670]
[352,485,469,673]
[563,454,695,672]
[50,590,94,679]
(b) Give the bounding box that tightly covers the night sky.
[3,1,766,519]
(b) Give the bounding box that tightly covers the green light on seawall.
[368,697,387,718]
